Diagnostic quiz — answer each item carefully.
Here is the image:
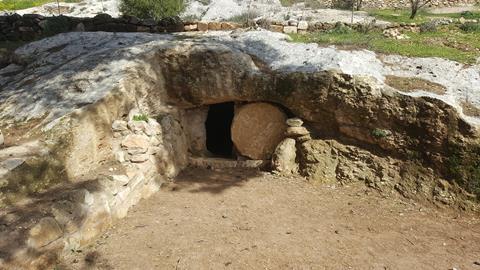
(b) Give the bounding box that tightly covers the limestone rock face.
[271,138,298,175]
[299,140,338,183]
[112,120,128,132]
[231,103,287,160]
[0,31,479,269]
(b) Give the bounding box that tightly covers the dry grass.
[461,101,480,117]
[385,75,447,95]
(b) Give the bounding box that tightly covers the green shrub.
[330,22,353,34]
[371,128,389,138]
[119,0,185,20]
[459,11,480,20]
[356,19,376,34]
[133,114,149,122]
[43,16,72,37]
[460,22,480,32]
[225,10,260,24]
[331,0,353,10]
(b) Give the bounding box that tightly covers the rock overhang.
[2,30,478,129]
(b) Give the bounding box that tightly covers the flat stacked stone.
[285,118,311,143]
[113,109,164,164]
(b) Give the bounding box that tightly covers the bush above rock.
[119,0,185,20]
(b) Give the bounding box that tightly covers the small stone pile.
[383,28,410,40]
[0,13,184,42]
[271,117,311,175]
[183,21,242,31]
[268,20,309,34]
[285,118,311,143]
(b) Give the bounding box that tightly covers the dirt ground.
[59,168,480,270]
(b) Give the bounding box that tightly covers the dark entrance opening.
[205,102,234,158]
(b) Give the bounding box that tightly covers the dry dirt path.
[60,168,480,270]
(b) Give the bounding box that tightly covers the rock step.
[188,157,268,169]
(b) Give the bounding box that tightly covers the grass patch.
[460,22,480,33]
[289,25,480,64]
[0,0,80,11]
[371,128,389,138]
[369,9,480,23]
[132,114,149,122]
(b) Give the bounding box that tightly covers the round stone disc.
[231,103,287,160]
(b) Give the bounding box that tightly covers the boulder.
[297,21,308,30]
[269,25,284,33]
[283,26,297,34]
[184,24,198,31]
[208,22,222,30]
[128,120,148,134]
[115,151,126,163]
[129,153,150,163]
[297,134,312,143]
[231,103,287,160]
[112,120,128,132]
[0,130,4,146]
[121,134,150,154]
[221,22,240,30]
[146,118,162,136]
[108,174,130,186]
[197,22,208,31]
[271,138,298,175]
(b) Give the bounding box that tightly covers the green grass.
[290,26,480,64]
[0,0,79,11]
[132,114,149,122]
[369,9,480,23]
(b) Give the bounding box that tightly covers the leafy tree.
[119,0,185,20]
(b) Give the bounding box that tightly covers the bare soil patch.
[385,75,447,95]
[59,167,480,270]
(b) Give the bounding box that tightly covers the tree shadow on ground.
[0,178,105,267]
[169,167,265,194]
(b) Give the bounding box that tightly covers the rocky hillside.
[0,30,479,268]
[6,0,383,23]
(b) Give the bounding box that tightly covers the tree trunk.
[410,6,418,19]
